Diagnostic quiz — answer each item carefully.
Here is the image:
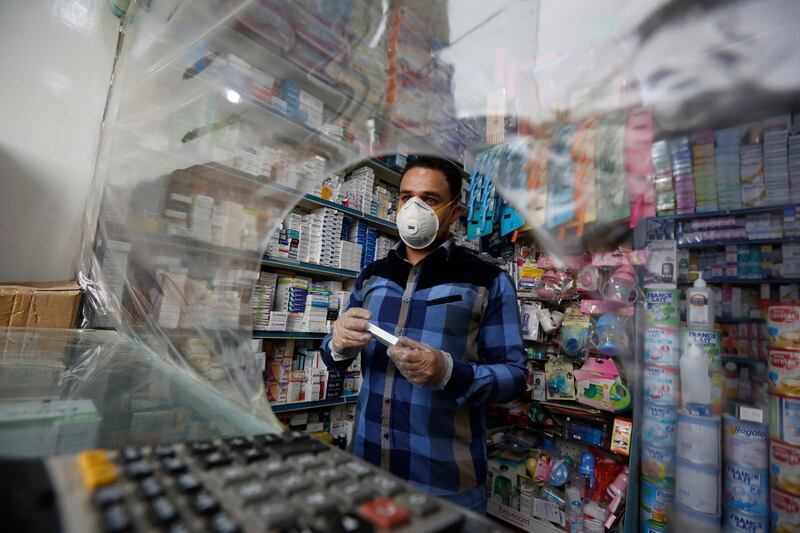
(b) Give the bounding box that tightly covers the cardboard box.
[0,282,81,328]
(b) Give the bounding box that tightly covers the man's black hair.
[401,155,463,202]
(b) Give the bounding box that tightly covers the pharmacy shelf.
[680,314,765,324]
[206,163,399,235]
[297,193,399,236]
[656,203,799,222]
[679,277,800,285]
[101,220,262,263]
[253,331,326,340]
[271,395,359,414]
[486,501,563,533]
[229,21,434,151]
[677,236,800,249]
[261,256,359,279]
[722,354,763,365]
[716,316,765,324]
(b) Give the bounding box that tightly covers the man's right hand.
[331,308,373,354]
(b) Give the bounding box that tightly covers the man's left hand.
[387,337,453,389]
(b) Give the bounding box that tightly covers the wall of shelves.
[270,395,359,414]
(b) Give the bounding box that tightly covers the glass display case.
[0,328,279,458]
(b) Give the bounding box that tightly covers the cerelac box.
[768,306,800,350]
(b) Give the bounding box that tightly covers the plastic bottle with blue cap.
[578,451,596,492]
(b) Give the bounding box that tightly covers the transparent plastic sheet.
[0,328,275,457]
[71,2,800,516]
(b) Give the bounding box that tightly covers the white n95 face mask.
[396,197,456,250]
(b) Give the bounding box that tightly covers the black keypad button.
[189,441,216,455]
[152,444,175,458]
[342,461,371,479]
[119,446,141,463]
[397,492,439,516]
[303,491,338,515]
[259,460,292,479]
[149,496,179,525]
[93,484,125,508]
[237,480,270,506]
[175,473,202,493]
[125,460,153,480]
[337,513,375,533]
[257,502,297,530]
[269,439,328,458]
[289,454,324,472]
[273,474,312,497]
[162,457,187,475]
[316,466,348,487]
[224,437,250,450]
[191,491,220,516]
[203,451,232,469]
[219,466,253,487]
[240,447,269,464]
[102,504,133,533]
[255,433,283,447]
[309,511,375,533]
[209,513,240,533]
[139,477,164,500]
[368,475,404,497]
[338,482,373,506]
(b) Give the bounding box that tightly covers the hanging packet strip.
[625,107,656,228]
[525,137,550,227]
[595,112,630,222]
[545,124,578,228]
[571,118,599,233]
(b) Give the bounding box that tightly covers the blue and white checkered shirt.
[321,239,528,496]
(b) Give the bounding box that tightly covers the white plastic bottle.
[680,343,712,416]
[687,273,715,327]
[566,486,584,533]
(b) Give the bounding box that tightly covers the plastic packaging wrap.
[72,0,800,429]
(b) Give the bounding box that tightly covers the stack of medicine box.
[341,166,375,212]
[252,272,278,331]
[789,131,800,203]
[267,211,302,259]
[301,155,328,194]
[303,286,331,333]
[691,131,718,212]
[190,195,214,242]
[337,240,363,272]
[372,184,397,221]
[211,200,245,249]
[304,207,344,267]
[266,340,295,404]
[652,140,676,215]
[784,207,800,238]
[740,142,766,208]
[763,115,791,206]
[714,126,745,210]
[279,80,324,132]
[349,221,377,269]
[273,276,310,332]
[670,136,696,214]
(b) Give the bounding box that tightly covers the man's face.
[398,166,462,247]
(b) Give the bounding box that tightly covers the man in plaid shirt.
[321,156,528,513]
